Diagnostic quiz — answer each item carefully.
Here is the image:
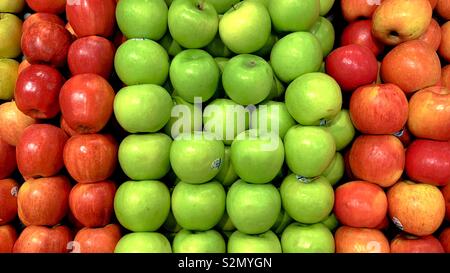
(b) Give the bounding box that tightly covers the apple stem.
[197,1,205,10]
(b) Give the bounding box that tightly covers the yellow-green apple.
[0,225,17,253]
[271,209,292,235]
[114,232,172,253]
[251,101,296,139]
[159,32,183,57]
[418,19,441,51]
[268,0,319,32]
[0,13,22,58]
[319,0,335,15]
[442,184,450,221]
[322,152,344,186]
[22,13,65,34]
[0,0,25,13]
[13,225,72,253]
[26,0,66,14]
[281,223,335,253]
[0,101,36,146]
[172,229,226,253]
[227,230,282,253]
[0,140,16,179]
[340,0,380,22]
[321,213,339,231]
[437,0,450,20]
[214,146,238,187]
[209,0,240,13]
[390,234,444,253]
[325,109,355,151]
[439,22,450,62]
[335,226,390,253]
[440,228,450,253]
[164,96,203,139]
[310,16,335,56]
[340,19,385,57]
[0,179,18,225]
[0,59,18,100]
[66,0,116,37]
[72,224,121,253]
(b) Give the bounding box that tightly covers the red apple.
[441,65,450,89]
[60,117,79,137]
[390,234,444,253]
[340,20,385,57]
[349,83,408,134]
[18,176,71,226]
[66,0,116,38]
[0,225,17,253]
[22,13,65,34]
[334,181,388,228]
[72,224,121,253]
[439,21,450,62]
[429,0,438,9]
[0,179,18,225]
[325,44,378,92]
[0,101,37,146]
[381,40,441,94]
[439,228,450,253]
[349,135,405,187]
[437,0,450,20]
[374,216,390,230]
[68,36,115,79]
[0,138,16,179]
[69,180,116,228]
[63,134,118,183]
[59,74,115,134]
[388,181,445,236]
[441,184,450,221]
[418,19,442,51]
[25,0,66,14]
[393,127,412,147]
[335,226,390,253]
[13,225,72,253]
[15,64,65,119]
[18,59,31,75]
[21,21,72,67]
[408,86,450,141]
[340,0,380,22]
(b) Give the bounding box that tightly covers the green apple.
[251,101,296,139]
[325,109,355,151]
[165,0,173,6]
[322,152,344,186]
[114,39,169,85]
[321,213,339,231]
[173,229,226,253]
[284,125,336,177]
[208,0,240,13]
[269,0,320,32]
[0,13,22,58]
[281,223,335,253]
[0,0,25,13]
[170,49,219,103]
[170,131,225,184]
[214,57,229,97]
[116,0,168,40]
[247,0,270,8]
[255,33,278,57]
[114,181,171,232]
[226,180,281,234]
[115,232,172,253]
[222,54,273,105]
[205,33,232,58]
[217,210,236,231]
[163,210,182,233]
[118,133,172,180]
[265,75,285,101]
[168,0,218,48]
[227,230,282,253]
[114,84,172,133]
[280,174,334,224]
[172,181,226,230]
[164,96,203,139]
[219,1,271,54]
[159,32,183,56]
[285,72,342,125]
[214,146,238,186]
[0,58,19,100]
[319,0,335,15]
[271,209,293,235]
[270,32,323,83]
[310,16,335,56]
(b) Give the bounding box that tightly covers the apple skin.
[340,0,380,22]
[322,152,345,186]
[442,184,450,221]
[281,223,335,253]
[69,181,116,228]
[72,224,121,253]
[26,0,66,14]
[15,64,65,119]
[66,0,116,37]
[0,101,37,146]
[114,232,172,253]
[164,96,202,139]
[0,179,18,225]
[325,109,355,151]
[214,146,238,187]
[349,135,405,188]
[439,22,450,62]
[21,21,72,67]
[418,19,441,51]
[0,13,22,58]
[68,36,115,79]
[0,225,17,253]
[18,176,71,226]
[437,0,450,20]
[13,225,72,253]
[16,124,68,179]
[408,86,450,141]
[326,44,378,92]
[335,226,390,253]
[340,20,385,57]
[0,0,25,13]
[390,234,444,253]
[227,230,282,253]
[349,84,409,134]
[18,59,31,75]
[60,117,79,137]
[63,134,118,183]
[439,228,450,253]
[22,13,65,34]
[0,59,19,100]
[268,0,319,32]
[334,181,388,228]
[251,101,296,140]
[381,40,441,94]
[442,65,450,90]
[310,16,335,56]
[173,229,226,253]
[388,181,445,236]
[405,140,450,186]
[0,139,16,179]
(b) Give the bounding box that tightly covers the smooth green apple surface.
[163,210,181,233]
[321,213,339,231]
[280,175,334,224]
[269,0,320,32]
[310,16,335,56]
[255,33,278,57]
[164,96,203,139]
[227,230,282,253]
[226,180,281,234]
[265,75,286,101]
[0,58,19,100]
[251,101,296,139]
[114,39,169,85]
[114,84,172,133]
[281,223,335,253]
[114,232,172,253]
[214,146,238,186]
[208,0,240,13]
[114,181,171,232]
[271,209,293,235]
[173,229,226,253]
[319,0,335,15]
[0,0,25,13]
[322,152,344,186]
[159,32,183,56]
[0,13,22,58]
[206,32,232,58]
[325,109,355,151]
[217,210,236,231]
[172,181,226,230]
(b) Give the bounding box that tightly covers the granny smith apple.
[310,16,335,56]
[164,96,203,139]
[116,0,168,40]
[214,146,238,186]
[271,209,293,235]
[247,0,270,9]
[163,210,182,233]
[321,213,339,231]
[281,223,335,253]
[165,0,173,6]
[170,131,225,184]
[285,72,342,125]
[0,58,19,100]
[222,54,273,105]
[270,32,323,83]
[115,232,172,253]
[251,101,296,139]
[217,210,236,231]
[114,84,172,133]
[114,181,171,232]
[168,0,218,48]
[219,1,271,54]
[170,49,219,103]
[206,33,232,58]
[209,0,240,13]
[280,174,334,223]
[269,0,320,32]
[319,0,335,15]
[114,39,169,85]
[0,13,22,58]
[226,180,281,234]
[118,133,172,180]
[215,57,229,97]
[265,75,286,101]
[0,0,25,13]
[255,33,278,57]
[284,125,336,177]
[159,32,183,56]
[173,229,226,253]
[227,230,282,253]
[172,180,226,230]
[325,109,355,151]
[322,152,344,186]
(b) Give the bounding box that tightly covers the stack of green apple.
[112,0,355,253]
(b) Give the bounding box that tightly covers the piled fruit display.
[0,0,449,253]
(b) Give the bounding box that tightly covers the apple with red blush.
[0,139,16,179]
[0,179,18,225]
[390,234,444,253]
[72,224,121,253]
[22,13,64,34]
[25,0,66,14]
[340,0,380,22]
[0,225,17,253]
[13,225,72,253]
[340,20,384,56]
[0,101,36,146]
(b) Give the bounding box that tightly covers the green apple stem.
[197,0,206,10]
